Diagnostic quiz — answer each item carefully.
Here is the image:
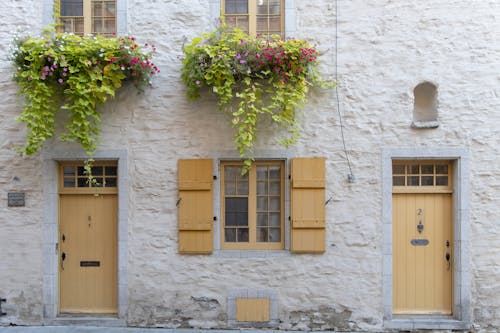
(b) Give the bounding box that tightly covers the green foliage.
[181,24,334,166]
[12,32,159,156]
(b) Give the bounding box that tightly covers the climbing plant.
[12,32,159,156]
[181,24,334,168]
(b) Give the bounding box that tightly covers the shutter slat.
[178,159,213,254]
[290,158,326,253]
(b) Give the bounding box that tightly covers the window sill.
[385,316,470,330]
[213,250,292,258]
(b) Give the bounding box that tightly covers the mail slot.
[411,239,429,246]
[80,261,100,267]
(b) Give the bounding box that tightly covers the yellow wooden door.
[393,193,453,314]
[59,193,117,314]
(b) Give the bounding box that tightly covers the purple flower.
[240,59,247,64]
[58,78,63,84]
[236,54,241,59]
[43,66,49,72]
[195,80,201,85]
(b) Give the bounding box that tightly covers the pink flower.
[195,80,201,85]
[58,78,63,84]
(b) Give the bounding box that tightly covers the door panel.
[393,193,453,314]
[59,194,117,314]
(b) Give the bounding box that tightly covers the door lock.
[61,252,66,270]
[445,252,451,270]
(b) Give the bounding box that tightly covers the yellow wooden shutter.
[290,157,326,253]
[178,159,213,254]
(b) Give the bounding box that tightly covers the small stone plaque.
[8,192,25,207]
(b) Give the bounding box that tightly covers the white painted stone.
[0,0,499,332]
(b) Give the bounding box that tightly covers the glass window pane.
[77,178,88,187]
[268,16,281,32]
[105,166,117,176]
[77,166,86,176]
[269,213,280,227]
[236,213,248,226]
[257,181,268,195]
[269,228,281,242]
[105,177,117,187]
[236,197,248,212]
[104,1,116,15]
[421,176,434,186]
[226,16,249,32]
[270,197,280,211]
[269,166,280,179]
[257,197,268,211]
[409,165,419,174]
[92,1,103,16]
[257,227,268,242]
[225,181,236,195]
[225,0,248,14]
[236,181,248,195]
[436,176,448,186]
[63,166,75,176]
[237,228,249,242]
[257,0,268,14]
[257,213,268,226]
[392,176,405,186]
[257,166,268,180]
[225,228,236,242]
[408,176,419,186]
[91,166,103,176]
[225,166,239,180]
[63,178,75,187]
[436,165,448,174]
[61,0,83,16]
[269,181,280,195]
[269,0,281,14]
[225,213,237,226]
[392,165,405,174]
[421,165,434,174]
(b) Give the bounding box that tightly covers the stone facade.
[0,1,499,332]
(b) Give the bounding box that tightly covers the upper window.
[222,0,284,37]
[392,161,453,192]
[59,0,116,36]
[221,161,284,250]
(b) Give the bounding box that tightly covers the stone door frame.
[382,148,471,330]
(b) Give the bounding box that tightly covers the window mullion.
[248,163,257,244]
[248,0,257,35]
[84,0,92,34]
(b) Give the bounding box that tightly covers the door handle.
[61,252,66,270]
[445,252,451,270]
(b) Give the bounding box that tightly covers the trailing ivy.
[12,32,159,155]
[181,24,334,167]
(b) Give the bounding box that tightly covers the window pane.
[64,178,75,188]
[421,176,434,186]
[91,166,103,176]
[270,197,280,211]
[226,16,249,32]
[269,228,281,242]
[225,228,236,242]
[436,165,448,174]
[408,165,419,174]
[77,178,88,187]
[226,213,237,226]
[61,0,83,16]
[269,181,280,195]
[393,176,405,186]
[237,228,249,242]
[269,166,280,179]
[408,176,419,186]
[257,227,268,242]
[257,181,268,195]
[105,166,117,176]
[225,181,236,195]
[225,0,248,14]
[257,213,268,226]
[257,197,268,211]
[392,165,405,174]
[269,213,280,227]
[92,1,103,16]
[77,166,86,176]
[92,178,103,187]
[63,166,75,176]
[236,181,248,195]
[225,166,239,180]
[105,177,117,187]
[436,176,448,186]
[105,1,116,15]
[421,164,434,174]
[257,166,268,180]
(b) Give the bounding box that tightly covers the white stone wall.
[0,0,499,331]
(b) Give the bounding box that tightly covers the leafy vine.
[181,24,334,167]
[12,32,159,156]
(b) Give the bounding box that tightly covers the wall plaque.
[8,192,25,207]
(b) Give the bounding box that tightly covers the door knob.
[61,252,66,270]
